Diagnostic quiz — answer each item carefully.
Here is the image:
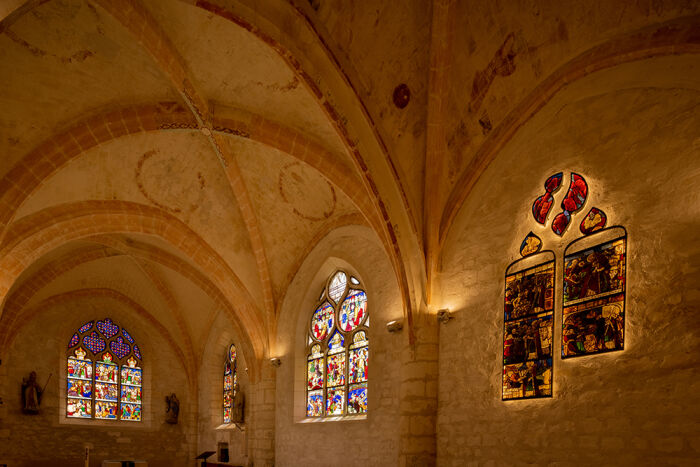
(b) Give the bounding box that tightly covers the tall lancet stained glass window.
[223,343,238,423]
[307,271,368,417]
[66,318,143,421]
[503,254,554,400]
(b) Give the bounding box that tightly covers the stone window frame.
[59,318,151,428]
[302,269,369,421]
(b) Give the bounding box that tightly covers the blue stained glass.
[78,321,93,333]
[68,333,79,349]
[109,337,130,360]
[95,401,118,420]
[67,378,92,399]
[307,391,323,417]
[83,332,106,354]
[122,328,134,344]
[96,318,119,338]
[133,344,142,360]
[328,331,344,352]
[339,290,367,332]
[311,302,334,341]
[121,403,141,421]
[326,388,344,415]
[95,382,118,401]
[348,384,367,414]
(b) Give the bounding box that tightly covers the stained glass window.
[532,172,563,225]
[223,343,238,423]
[551,173,588,236]
[562,228,626,358]
[503,255,554,400]
[66,318,142,421]
[306,270,368,417]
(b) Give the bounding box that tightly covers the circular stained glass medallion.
[339,289,367,332]
[311,302,334,341]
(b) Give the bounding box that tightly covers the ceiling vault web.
[90,0,277,353]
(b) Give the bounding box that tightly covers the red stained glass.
[532,172,563,224]
[310,302,334,341]
[307,358,324,390]
[326,388,345,415]
[307,391,323,417]
[339,290,367,332]
[326,353,346,387]
[349,347,368,383]
[95,401,118,420]
[223,342,238,423]
[306,270,369,418]
[552,173,588,236]
[66,398,92,418]
[120,403,141,421]
[503,258,555,401]
[66,319,142,421]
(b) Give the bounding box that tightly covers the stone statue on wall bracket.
[165,393,179,424]
[232,383,244,424]
[22,371,48,414]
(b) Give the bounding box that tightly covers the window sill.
[297,414,367,424]
[216,422,245,431]
[59,416,149,429]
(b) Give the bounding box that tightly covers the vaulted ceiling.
[0,0,698,381]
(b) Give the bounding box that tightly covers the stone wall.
[273,226,406,466]
[0,304,195,467]
[436,83,700,465]
[195,314,251,466]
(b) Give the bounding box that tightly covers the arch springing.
[307,270,368,417]
[66,318,142,421]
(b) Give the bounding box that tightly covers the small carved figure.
[165,393,179,424]
[22,371,45,414]
[232,384,244,424]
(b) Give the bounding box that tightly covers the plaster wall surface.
[196,312,251,467]
[0,302,194,467]
[437,85,700,466]
[274,227,404,466]
[0,1,698,466]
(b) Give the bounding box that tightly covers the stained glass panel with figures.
[563,236,626,358]
[306,270,368,417]
[223,343,238,423]
[503,260,554,400]
[65,318,143,421]
[339,290,367,332]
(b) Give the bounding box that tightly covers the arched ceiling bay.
[144,0,347,159]
[227,134,364,299]
[292,0,432,225]
[0,0,180,176]
[443,0,700,189]
[14,130,263,304]
[440,73,700,309]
